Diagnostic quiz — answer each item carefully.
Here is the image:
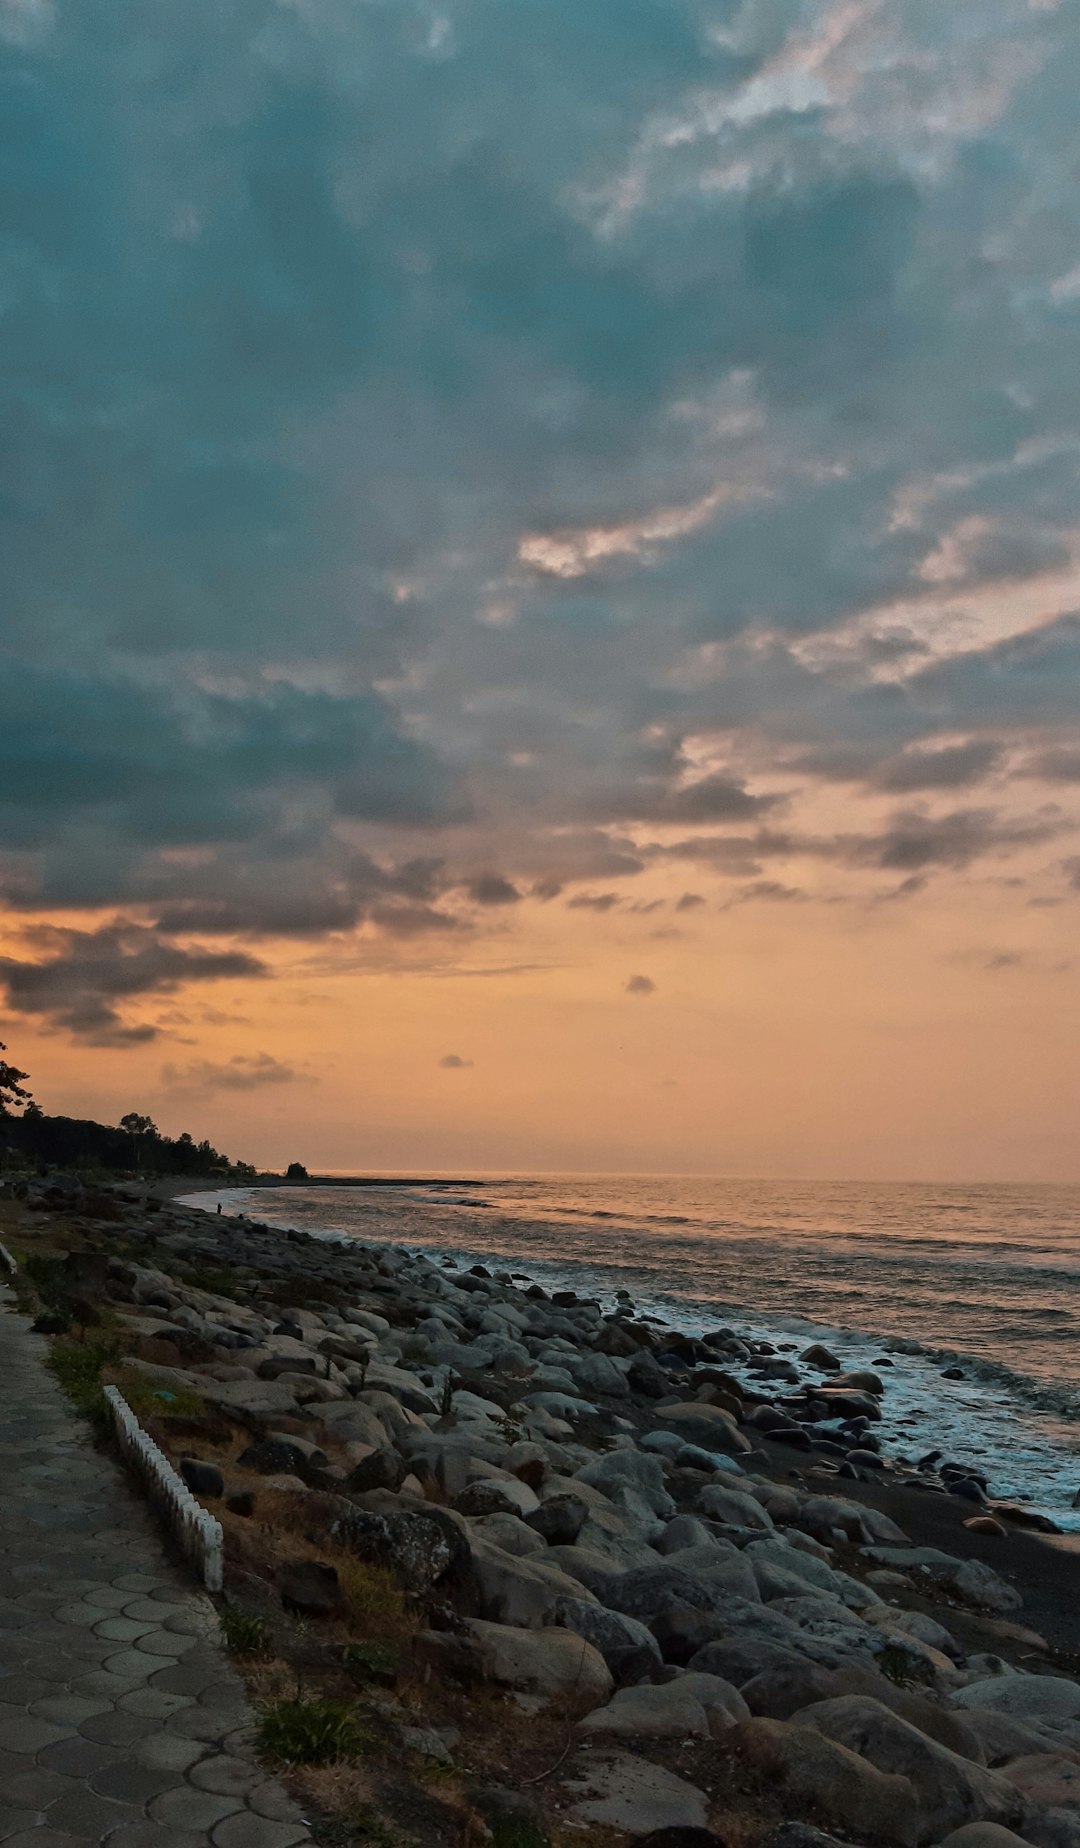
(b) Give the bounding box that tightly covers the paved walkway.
[0,1293,312,1847]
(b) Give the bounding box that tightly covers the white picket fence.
[103,1385,224,1591]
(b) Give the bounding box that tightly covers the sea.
[183,1173,1080,1532]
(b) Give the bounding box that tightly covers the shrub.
[220,1609,273,1659]
[45,1338,122,1423]
[258,1696,367,1766]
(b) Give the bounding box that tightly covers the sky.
[2,0,1080,1181]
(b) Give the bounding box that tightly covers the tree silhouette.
[0,1043,32,1117]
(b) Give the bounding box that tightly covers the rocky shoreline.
[4,1170,1080,1848]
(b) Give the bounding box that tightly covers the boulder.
[473,1513,548,1559]
[864,1548,1022,1615]
[199,1378,303,1427]
[952,1679,1080,1723]
[276,1559,343,1618]
[961,1709,1078,1767]
[697,1482,774,1531]
[764,1663,986,1762]
[735,1714,922,1845]
[936,1830,1036,1848]
[561,1751,710,1835]
[1001,1754,1080,1810]
[676,1671,750,1728]
[464,1619,612,1711]
[236,1436,321,1477]
[574,1448,675,1519]
[579,1681,714,1740]
[800,1345,842,1371]
[553,1597,663,1684]
[179,1458,224,1498]
[601,1563,754,1625]
[830,1370,886,1395]
[455,1476,541,1519]
[527,1494,589,1545]
[467,1537,600,1628]
[331,1505,467,1593]
[656,1514,717,1556]
[688,1636,814,1685]
[656,1402,751,1455]
[798,1695,1025,1840]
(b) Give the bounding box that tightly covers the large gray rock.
[198,1377,304,1427]
[553,1596,663,1682]
[465,1619,612,1710]
[656,1402,752,1455]
[472,1512,548,1558]
[697,1482,774,1531]
[562,1751,711,1835]
[675,1671,751,1728]
[742,1660,987,1763]
[747,1537,882,1612]
[467,1536,599,1628]
[567,1352,631,1398]
[601,1563,756,1625]
[864,1548,1022,1615]
[951,1678,1080,1722]
[656,1514,717,1556]
[574,1448,675,1519]
[798,1695,1025,1840]
[454,1475,541,1519]
[579,1681,715,1740]
[734,1715,922,1846]
[936,1829,1036,1848]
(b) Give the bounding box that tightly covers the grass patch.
[334,1557,406,1629]
[45,1337,122,1425]
[220,1609,273,1659]
[491,1822,552,1848]
[259,1695,369,1766]
[108,1364,207,1421]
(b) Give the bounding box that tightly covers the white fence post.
[103,1385,224,1592]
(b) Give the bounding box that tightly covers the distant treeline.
[0,1110,255,1178]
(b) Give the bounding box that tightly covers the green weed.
[220,1609,273,1659]
[258,1696,369,1766]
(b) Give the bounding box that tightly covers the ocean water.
[187,1174,1080,1530]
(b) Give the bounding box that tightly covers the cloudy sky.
[3,0,1079,1179]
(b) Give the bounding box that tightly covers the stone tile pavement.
[0,1293,312,1846]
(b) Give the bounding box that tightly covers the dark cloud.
[367,903,463,938]
[625,973,656,995]
[567,892,621,912]
[870,740,1005,793]
[438,1053,474,1069]
[798,738,1004,793]
[3,0,1080,1027]
[846,806,1063,874]
[611,774,778,825]
[464,874,522,907]
[161,1053,307,1092]
[1023,748,1080,784]
[675,892,705,911]
[0,925,264,1046]
[725,881,808,907]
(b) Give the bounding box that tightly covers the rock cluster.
[8,1174,1080,1848]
